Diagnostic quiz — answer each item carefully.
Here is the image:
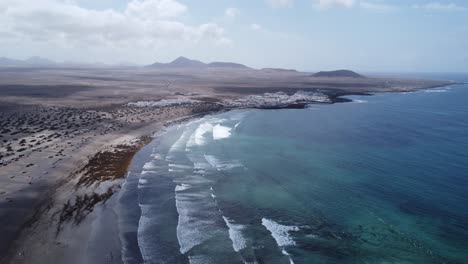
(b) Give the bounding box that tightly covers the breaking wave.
[261,218,299,247]
[213,124,232,140]
[262,218,298,263]
[223,216,247,252]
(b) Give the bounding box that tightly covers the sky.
[0,0,467,72]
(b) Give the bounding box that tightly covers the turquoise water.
[119,78,468,263]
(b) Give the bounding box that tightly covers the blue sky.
[1,0,467,72]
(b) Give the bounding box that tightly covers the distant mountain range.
[0,56,364,78]
[0,56,56,67]
[0,55,253,69]
[147,56,251,69]
[0,56,136,68]
[261,68,299,73]
[312,70,365,78]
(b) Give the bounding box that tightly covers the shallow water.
[119,76,468,263]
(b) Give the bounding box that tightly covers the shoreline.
[0,103,224,264]
[0,82,457,264]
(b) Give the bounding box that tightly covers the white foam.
[234,122,241,129]
[204,154,220,168]
[137,206,159,263]
[143,161,157,170]
[213,124,232,140]
[176,202,206,254]
[223,216,247,252]
[261,218,299,247]
[187,123,214,148]
[169,130,190,153]
[194,162,211,170]
[192,162,210,175]
[175,184,191,192]
[174,166,220,255]
[169,164,193,169]
[175,193,217,255]
[282,249,295,264]
[222,161,243,170]
[204,155,243,171]
[353,99,367,103]
[425,89,449,93]
[168,168,184,172]
[139,179,148,184]
[210,186,217,198]
[188,255,216,264]
[152,153,162,160]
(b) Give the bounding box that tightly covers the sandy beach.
[0,98,222,263]
[0,66,455,264]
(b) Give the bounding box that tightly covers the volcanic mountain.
[312,70,365,78]
[147,56,250,69]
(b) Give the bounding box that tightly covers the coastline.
[0,80,457,264]
[0,103,223,264]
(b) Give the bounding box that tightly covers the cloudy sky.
[1,0,467,71]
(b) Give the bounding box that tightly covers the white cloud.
[225,7,240,19]
[315,0,356,9]
[125,0,187,19]
[0,0,230,62]
[250,23,263,31]
[359,1,395,11]
[313,0,396,10]
[412,2,468,12]
[267,0,294,8]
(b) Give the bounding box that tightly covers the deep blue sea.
[118,74,468,264]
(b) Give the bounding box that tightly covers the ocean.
[118,74,468,264]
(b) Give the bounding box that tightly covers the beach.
[0,67,456,263]
[0,99,222,264]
